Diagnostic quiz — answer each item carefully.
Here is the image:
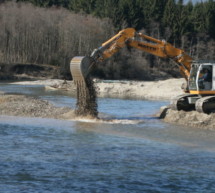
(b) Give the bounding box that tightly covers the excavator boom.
[127,33,192,80]
[70,28,192,83]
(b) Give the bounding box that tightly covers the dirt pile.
[160,107,215,130]
[74,77,98,118]
[0,94,74,119]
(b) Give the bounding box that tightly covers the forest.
[0,0,215,80]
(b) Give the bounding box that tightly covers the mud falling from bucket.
[75,77,98,118]
[70,56,98,118]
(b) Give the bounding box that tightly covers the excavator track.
[170,94,197,111]
[195,96,215,114]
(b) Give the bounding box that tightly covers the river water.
[0,83,215,193]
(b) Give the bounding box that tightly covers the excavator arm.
[70,28,135,83]
[70,28,193,84]
[127,32,192,80]
[90,28,136,61]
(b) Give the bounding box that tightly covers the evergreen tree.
[68,0,96,14]
[174,0,193,43]
[162,0,177,41]
[191,1,208,34]
[11,0,215,42]
[205,0,215,39]
[142,0,166,23]
[184,1,194,34]
[93,0,119,21]
[116,0,144,29]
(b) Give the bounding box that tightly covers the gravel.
[0,94,73,119]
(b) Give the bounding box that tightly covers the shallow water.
[1,83,215,192]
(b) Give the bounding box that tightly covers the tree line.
[14,0,215,43]
[0,0,215,80]
[0,2,114,78]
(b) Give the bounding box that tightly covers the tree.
[162,0,177,41]
[173,0,194,45]
[112,0,144,29]
[205,0,215,39]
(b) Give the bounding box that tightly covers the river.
[0,83,215,193]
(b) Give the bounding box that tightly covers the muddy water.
[75,77,98,117]
[1,83,215,192]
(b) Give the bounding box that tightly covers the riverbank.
[1,78,215,130]
[11,78,185,100]
[0,63,59,80]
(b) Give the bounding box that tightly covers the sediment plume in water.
[74,77,98,118]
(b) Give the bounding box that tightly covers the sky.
[184,0,209,3]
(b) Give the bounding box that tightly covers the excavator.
[70,28,215,114]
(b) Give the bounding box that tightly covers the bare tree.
[0,2,114,68]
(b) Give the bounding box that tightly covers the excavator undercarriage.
[170,94,215,114]
[170,94,196,112]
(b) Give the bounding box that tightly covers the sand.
[12,78,185,100]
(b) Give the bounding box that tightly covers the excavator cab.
[198,65,212,90]
[189,62,214,94]
[169,62,215,113]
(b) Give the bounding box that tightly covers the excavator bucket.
[70,56,98,117]
[70,56,94,83]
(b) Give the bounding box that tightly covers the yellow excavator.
[70,28,215,114]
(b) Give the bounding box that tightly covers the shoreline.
[1,78,215,130]
[10,78,185,100]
